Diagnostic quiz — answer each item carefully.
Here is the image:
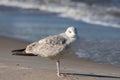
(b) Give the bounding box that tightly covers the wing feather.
[25,35,68,57]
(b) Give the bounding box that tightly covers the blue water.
[0,5,120,66]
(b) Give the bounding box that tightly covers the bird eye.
[68,31,72,33]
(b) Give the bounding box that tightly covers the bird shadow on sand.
[61,73,120,79]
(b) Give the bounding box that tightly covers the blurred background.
[0,0,120,66]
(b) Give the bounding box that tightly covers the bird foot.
[57,73,67,77]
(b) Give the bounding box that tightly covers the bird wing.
[25,35,68,57]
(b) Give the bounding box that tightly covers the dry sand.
[0,37,120,80]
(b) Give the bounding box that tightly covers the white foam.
[76,49,90,58]
[0,0,120,28]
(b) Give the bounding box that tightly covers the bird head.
[65,26,77,38]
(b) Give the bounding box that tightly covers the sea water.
[0,0,120,66]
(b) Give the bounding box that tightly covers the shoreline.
[0,37,120,80]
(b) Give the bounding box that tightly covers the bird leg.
[56,60,60,77]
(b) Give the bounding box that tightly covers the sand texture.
[0,37,120,80]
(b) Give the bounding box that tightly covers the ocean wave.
[76,40,120,66]
[0,0,120,28]
[0,0,120,66]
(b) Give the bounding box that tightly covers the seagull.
[12,26,79,77]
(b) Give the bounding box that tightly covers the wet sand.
[0,37,120,80]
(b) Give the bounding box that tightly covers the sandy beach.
[0,37,120,80]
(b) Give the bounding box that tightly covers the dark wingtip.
[11,49,25,53]
[11,48,38,56]
[12,53,38,56]
[12,51,38,56]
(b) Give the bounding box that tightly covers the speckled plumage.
[12,26,79,77]
[25,32,77,60]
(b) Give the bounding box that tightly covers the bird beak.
[72,34,77,38]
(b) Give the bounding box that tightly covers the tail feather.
[12,49,25,53]
[11,48,37,56]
